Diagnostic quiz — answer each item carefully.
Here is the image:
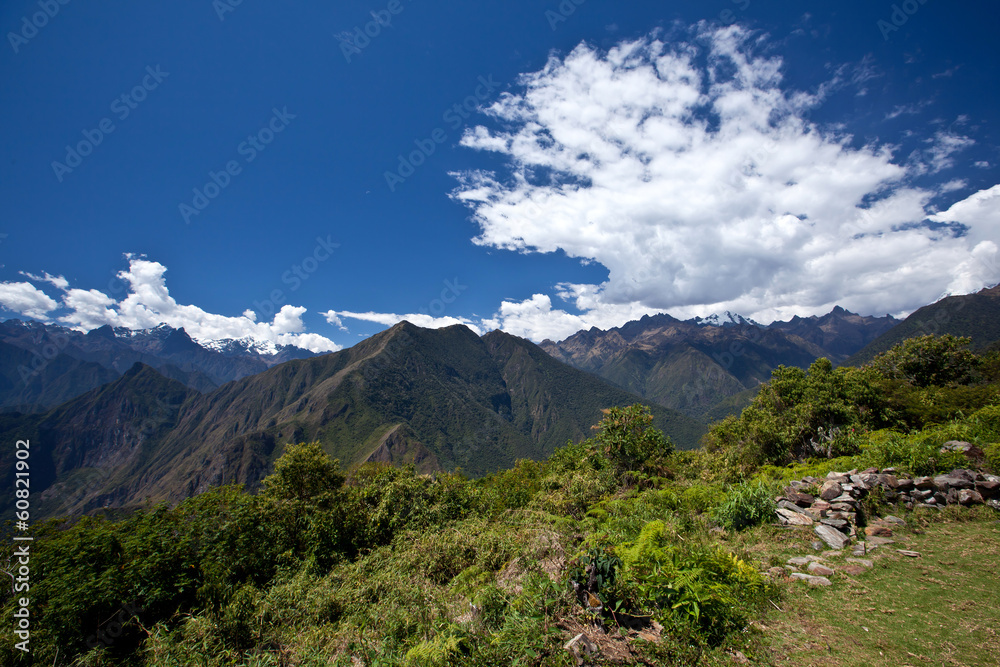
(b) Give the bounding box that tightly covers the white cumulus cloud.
[0,281,59,319]
[450,26,1000,340]
[6,257,342,354]
[326,310,483,334]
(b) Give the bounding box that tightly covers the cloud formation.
[450,26,998,340]
[326,310,483,334]
[0,258,341,353]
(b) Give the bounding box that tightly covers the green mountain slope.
[2,322,703,519]
[846,285,1000,366]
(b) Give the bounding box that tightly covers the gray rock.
[914,476,936,490]
[821,518,849,532]
[987,499,1000,511]
[934,475,974,491]
[882,515,905,525]
[815,524,850,550]
[896,549,921,558]
[776,507,814,526]
[845,558,873,568]
[787,556,821,567]
[778,499,811,515]
[894,477,915,492]
[975,480,1000,499]
[958,489,984,506]
[807,561,835,576]
[790,572,832,586]
[820,480,843,501]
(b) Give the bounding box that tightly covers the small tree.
[870,334,980,387]
[592,404,674,473]
[261,441,345,504]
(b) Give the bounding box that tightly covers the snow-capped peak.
[198,336,281,357]
[693,311,760,328]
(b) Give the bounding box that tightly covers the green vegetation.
[1,334,998,666]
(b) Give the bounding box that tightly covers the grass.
[762,511,1000,667]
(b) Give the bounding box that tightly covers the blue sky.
[1,0,998,352]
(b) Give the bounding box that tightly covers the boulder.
[914,476,936,490]
[934,475,974,492]
[790,572,832,586]
[976,480,1000,499]
[879,473,900,489]
[894,477,915,492]
[821,518,849,532]
[958,489,984,506]
[819,480,843,501]
[786,491,816,507]
[776,508,814,526]
[865,525,892,537]
[882,515,905,526]
[777,500,811,515]
[815,524,850,550]
[787,556,821,567]
[807,561,835,576]
[896,549,921,558]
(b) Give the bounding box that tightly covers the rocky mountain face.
[846,284,1000,366]
[0,322,703,519]
[540,308,898,420]
[0,319,318,412]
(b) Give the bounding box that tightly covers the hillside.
[846,284,1000,366]
[540,307,896,420]
[0,322,702,519]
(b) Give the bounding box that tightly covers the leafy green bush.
[870,334,981,387]
[713,480,776,532]
[613,521,774,644]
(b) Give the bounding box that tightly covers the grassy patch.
[765,514,1000,667]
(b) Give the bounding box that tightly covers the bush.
[713,480,776,532]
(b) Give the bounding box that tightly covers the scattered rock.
[815,524,850,550]
[820,480,843,501]
[896,550,921,558]
[786,556,820,568]
[766,566,786,578]
[865,525,893,537]
[776,507,814,526]
[840,564,868,576]
[807,561,835,576]
[866,536,895,545]
[811,541,824,551]
[845,558,873,568]
[883,515,905,526]
[790,572,832,586]
[958,489,984,506]
[976,480,999,499]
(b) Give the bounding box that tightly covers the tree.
[592,404,674,473]
[261,441,345,504]
[869,334,980,387]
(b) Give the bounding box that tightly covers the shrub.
[713,480,776,532]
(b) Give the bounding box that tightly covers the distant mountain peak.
[692,311,760,328]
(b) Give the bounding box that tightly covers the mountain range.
[0,322,703,519]
[5,287,1000,522]
[0,319,317,412]
[540,306,898,419]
